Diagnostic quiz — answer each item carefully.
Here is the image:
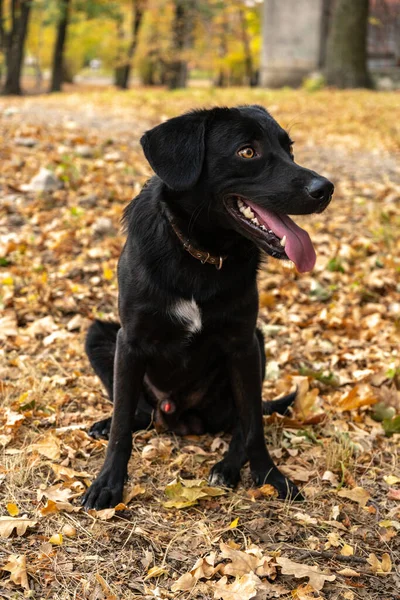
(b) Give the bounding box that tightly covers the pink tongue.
[246,201,316,273]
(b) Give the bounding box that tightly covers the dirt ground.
[0,88,399,600]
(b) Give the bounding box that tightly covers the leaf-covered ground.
[0,88,399,600]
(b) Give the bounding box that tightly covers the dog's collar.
[165,208,227,270]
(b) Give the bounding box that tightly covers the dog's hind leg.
[208,424,247,488]
[85,320,120,401]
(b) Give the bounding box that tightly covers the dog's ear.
[140,113,206,191]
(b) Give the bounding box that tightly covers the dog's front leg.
[230,334,302,500]
[82,329,145,510]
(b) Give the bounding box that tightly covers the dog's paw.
[81,471,124,510]
[252,469,304,501]
[89,417,112,440]
[209,460,241,489]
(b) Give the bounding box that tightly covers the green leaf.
[382,415,400,437]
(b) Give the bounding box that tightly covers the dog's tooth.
[280,235,287,247]
[244,207,254,219]
[237,198,244,208]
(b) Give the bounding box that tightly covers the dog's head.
[141,106,334,273]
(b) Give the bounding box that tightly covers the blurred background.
[0,0,399,95]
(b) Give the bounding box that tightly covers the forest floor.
[0,88,399,600]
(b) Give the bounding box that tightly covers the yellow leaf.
[6,503,19,517]
[229,517,239,529]
[378,520,400,530]
[340,544,354,556]
[144,565,168,580]
[103,266,114,280]
[0,516,37,538]
[2,276,14,285]
[49,533,63,545]
[2,554,29,590]
[384,475,400,486]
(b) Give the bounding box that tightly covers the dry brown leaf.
[220,541,275,578]
[337,486,371,507]
[0,516,37,538]
[337,568,360,577]
[123,483,146,504]
[277,556,336,591]
[367,552,392,574]
[211,573,262,600]
[37,483,76,502]
[39,499,78,515]
[51,463,91,481]
[28,433,61,460]
[1,554,29,590]
[95,573,117,600]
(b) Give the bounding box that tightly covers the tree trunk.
[166,0,195,90]
[239,7,253,86]
[50,0,71,93]
[325,0,372,88]
[2,0,32,96]
[115,0,145,90]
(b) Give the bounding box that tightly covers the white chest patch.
[172,298,202,334]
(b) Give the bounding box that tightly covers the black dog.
[82,105,333,510]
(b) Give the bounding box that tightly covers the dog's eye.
[238,146,256,159]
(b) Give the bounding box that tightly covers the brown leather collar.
[165,209,227,270]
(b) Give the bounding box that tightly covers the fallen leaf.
[49,533,63,545]
[387,488,400,500]
[61,524,77,538]
[220,541,276,578]
[28,433,61,460]
[95,573,117,600]
[6,503,19,517]
[294,512,318,525]
[229,517,239,529]
[39,499,77,515]
[164,478,225,509]
[211,572,262,600]
[123,484,146,504]
[384,475,400,486]
[0,516,37,538]
[367,553,392,574]
[51,463,91,481]
[1,554,29,590]
[337,486,371,507]
[340,544,354,556]
[144,565,168,580]
[277,556,335,591]
[337,568,360,577]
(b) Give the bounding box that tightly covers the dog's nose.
[306,178,334,202]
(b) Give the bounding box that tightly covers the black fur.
[82,105,333,509]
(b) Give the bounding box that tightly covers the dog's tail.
[85,319,120,401]
[262,390,297,416]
